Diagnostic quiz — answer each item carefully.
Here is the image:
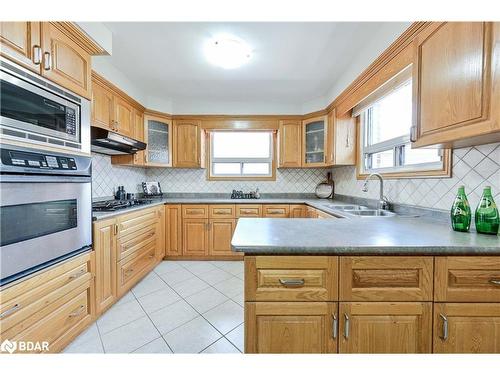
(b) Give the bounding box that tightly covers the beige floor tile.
[97,299,146,335]
[201,337,240,354]
[137,286,181,314]
[158,268,194,286]
[185,287,229,313]
[164,316,222,353]
[131,272,169,298]
[226,323,244,352]
[213,276,244,298]
[101,316,160,353]
[133,337,172,353]
[203,300,244,335]
[197,268,233,285]
[171,277,210,298]
[154,261,182,275]
[149,299,199,335]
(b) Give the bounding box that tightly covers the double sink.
[323,204,396,218]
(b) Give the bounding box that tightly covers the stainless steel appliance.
[91,126,146,155]
[0,58,90,154]
[0,144,92,285]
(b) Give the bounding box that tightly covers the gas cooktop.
[92,198,153,212]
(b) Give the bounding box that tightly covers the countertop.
[231,217,500,255]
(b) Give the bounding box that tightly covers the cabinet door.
[245,302,338,353]
[434,303,500,353]
[145,114,172,167]
[113,96,134,138]
[0,22,41,72]
[303,116,327,167]
[182,218,209,256]
[173,120,204,168]
[339,302,432,353]
[41,23,91,99]
[209,219,236,256]
[165,205,182,257]
[93,218,117,315]
[412,22,500,148]
[333,111,356,165]
[278,120,302,167]
[289,204,306,218]
[91,81,114,131]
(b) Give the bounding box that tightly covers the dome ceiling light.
[204,35,252,69]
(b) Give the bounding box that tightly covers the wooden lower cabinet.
[433,303,500,353]
[209,218,236,256]
[245,302,338,353]
[339,302,432,353]
[182,218,209,256]
[289,204,306,218]
[165,204,182,256]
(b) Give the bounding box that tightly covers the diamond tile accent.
[331,142,500,210]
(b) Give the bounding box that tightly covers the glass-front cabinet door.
[303,116,327,167]
[144,114,172,167]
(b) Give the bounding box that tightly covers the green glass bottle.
[451,186,471,232]
[474,186,499,235]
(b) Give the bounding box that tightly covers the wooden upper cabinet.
[144,114,172,167]
[113,96,134,138]
[326,108,356,166]
[303,116,327,167]
[245,302,338,353]
[434,303,500,353]
[0,22,41,72]
[278,120,302,168]
[173,120,205,168]
[91,81,114,131]
[412,22,500,148]
[339,302,432,353]
[41,23,91,99]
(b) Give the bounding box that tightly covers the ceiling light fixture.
[204,35,252,69]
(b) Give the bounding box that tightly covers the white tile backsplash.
[92,152,330,198]
[331,142,500,211]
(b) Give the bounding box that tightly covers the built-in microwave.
[0,58,90,153]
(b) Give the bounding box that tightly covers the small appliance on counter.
[315,172,334,199]
[142,181,163,198]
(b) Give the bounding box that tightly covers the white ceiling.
[100,22,410,114]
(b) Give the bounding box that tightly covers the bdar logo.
[0,339,17,354]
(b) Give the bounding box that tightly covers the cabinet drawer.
[340,256,433,301]
[262,205,290,218]
[236,205,262,218]
[0,253,92,334]
[209,204,235,218]
[182,204,209,218]
[117,224,157,261]
[117,244,156,296]
[117,207,159,238]
[245,256,338,301]
[435,256,500,302]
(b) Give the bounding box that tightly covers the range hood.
[90,126,146,155]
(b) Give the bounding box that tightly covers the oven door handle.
[0,175,91,183]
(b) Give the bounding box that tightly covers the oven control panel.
[1,148,77,170]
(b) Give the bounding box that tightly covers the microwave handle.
[0,175,91,184]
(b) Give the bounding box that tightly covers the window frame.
[207,130,277,181]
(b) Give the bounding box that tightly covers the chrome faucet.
[362,173,389,210]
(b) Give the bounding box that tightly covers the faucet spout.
[362,173,389,210]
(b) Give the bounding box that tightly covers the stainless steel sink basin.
[341,209,396,217]
[324,204,368,210]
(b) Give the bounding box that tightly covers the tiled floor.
[64,261,244,354]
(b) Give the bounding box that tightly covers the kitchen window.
[355,67,449,178]
[209,131,275,180]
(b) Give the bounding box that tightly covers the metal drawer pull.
[332,314,338,339]
[69,305,85,317]
[32,45,42,64]
[344,313,350,339]
[0,304,21,319]
[268,210,284,214]
[242,210,255,214]
[439,314,448,341]
[489,279,500,286]
[214,210,229,214]
[43,52,51,70]
[69,270,86,279]
[278,278,305,287]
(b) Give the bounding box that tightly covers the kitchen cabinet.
[326,108,356,166]
[0,22,99,99]
[278,120,302,168]
[412,22,500,148]
[111,109,148,167]
[0,252,94,353]
[165,204,183,257]
[290,204,307,218]
[245,302,338,353]
[433,303,500,353]
[0,22,41,72]
[93,218,117,315]
[262,204,289,218]
[155,205,165,261]
[113,96,135,138]
[173,120,205,168]
[182,218,209,256]
[144,114,173,167]
[302,116,327,167]
[339,302,432,353]
[91,80,114,131]
[209,219,236,256]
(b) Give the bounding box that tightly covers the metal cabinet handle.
[32,45,42,65]
[439,314,448,341]
[114,224,118,235]
[346,128,350,148]
[489,279,500,286]
[43,52,51,70]
[69,305,85,317]
[410,126,417,142]
[69,269,85,280]
[278,278,305,287]
[268,210,284,214]
[332,314,338,339]
[0,304,21,319]
[344,313,350,339]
